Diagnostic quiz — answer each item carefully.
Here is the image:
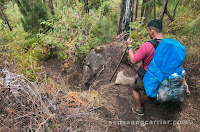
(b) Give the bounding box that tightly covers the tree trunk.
[141,0,146,23]
[159,0,174,22]
[132,0,138,21]
[153,0,156,19]
[49,0,55,15]
[159,0,168,21]
[118,0,134,36]
[0,5,12,31]
[141,0,146,17]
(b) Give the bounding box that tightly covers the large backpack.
[143,38,186,101]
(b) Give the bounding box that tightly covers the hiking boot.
[135,108,144,117]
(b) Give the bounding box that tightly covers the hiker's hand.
[126,38,132,47]
[184,81,191,95]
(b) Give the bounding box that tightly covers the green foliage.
[163,34,176,39]
[167,0,200,41]
[140,0,162,22]
[0,26,45,79]
[16,0,49,33]
[182,0,200,11]
[38,1,118,62]
[182,16,200,39]
[0,0,14,6]
[0,0,119,78]
[0,3,46,79]
[90,3,118,46]
[88,0,109,12]
[129,18,149,49]
[65,0,109,12]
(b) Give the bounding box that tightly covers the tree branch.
[165,9,174,22]
[173,0,181,19]
[159,0,168,21]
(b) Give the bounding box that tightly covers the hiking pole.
[110,19,132,81]
[110,46,128,81]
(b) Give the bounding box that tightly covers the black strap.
[135,77,138,84]
[148,38,162,50]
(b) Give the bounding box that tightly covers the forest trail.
[42,42,200,132]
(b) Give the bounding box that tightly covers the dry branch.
[0,60,102,131]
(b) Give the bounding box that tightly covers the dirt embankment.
[42,42,200,131]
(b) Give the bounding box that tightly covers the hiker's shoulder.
[141,41,154,49]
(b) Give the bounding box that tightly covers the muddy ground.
[42,42,200,132]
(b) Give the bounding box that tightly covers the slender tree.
[141,0,146,22]
[173,0,181,19]
[159,0,175,22]
[153,0,156,19]
[132,0,138,21]
[0,1,12,31]
[159,0,168,21]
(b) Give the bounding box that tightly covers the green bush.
[129,18,149,49]
[39,1,119,61]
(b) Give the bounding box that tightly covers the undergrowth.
[0,61,103,131]
[0,1,119,79]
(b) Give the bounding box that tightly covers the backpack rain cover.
[143,38,185,98]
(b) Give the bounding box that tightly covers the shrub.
[129,18,149,49]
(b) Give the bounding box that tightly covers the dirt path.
[42,42,200,132]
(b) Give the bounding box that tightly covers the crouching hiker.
[125,19,190,117]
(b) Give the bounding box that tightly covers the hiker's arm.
[128,48,137,64]
[182,65,190,95]
[183,76,190,95]
[126,38,136,64]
